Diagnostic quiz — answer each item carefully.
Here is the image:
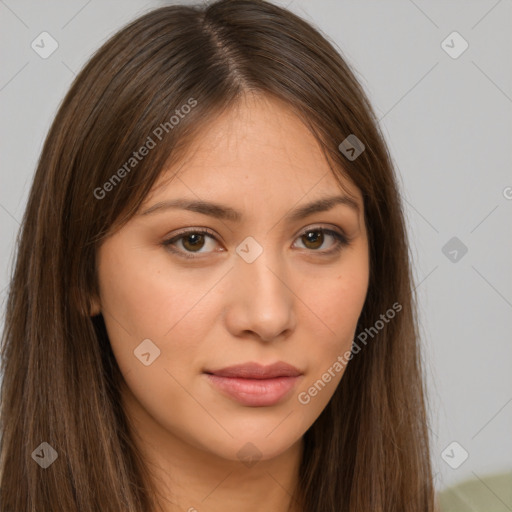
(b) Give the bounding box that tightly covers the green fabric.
[438,472,512,512]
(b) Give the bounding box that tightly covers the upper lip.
[205,362,302,379]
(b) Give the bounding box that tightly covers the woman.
[0,0,438,510]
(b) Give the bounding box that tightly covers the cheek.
[306,256,369,338]
[96,244,207,376]
[97,241,218,339]
[96,253,215,426]
[296,254,369,393]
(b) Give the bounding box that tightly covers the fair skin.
[92,93,369,512]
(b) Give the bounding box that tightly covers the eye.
[292,226,349,254]
[162,226,350,259]
[162,228,221,259]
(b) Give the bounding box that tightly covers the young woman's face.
[94,93,369,464]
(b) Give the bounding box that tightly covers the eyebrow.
[140,194,360,223]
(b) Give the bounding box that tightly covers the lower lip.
[205,374,301,407]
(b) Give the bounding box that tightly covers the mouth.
[203,362,303,407]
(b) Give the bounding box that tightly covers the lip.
[204,362,303,407]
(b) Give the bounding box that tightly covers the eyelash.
[162,226,350,260]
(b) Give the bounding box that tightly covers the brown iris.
[301,230,324,250]
[181,233,206,252]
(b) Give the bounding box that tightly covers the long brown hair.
[0,1,437,510]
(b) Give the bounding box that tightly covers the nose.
[223,249,296,343]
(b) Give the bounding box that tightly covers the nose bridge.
[225,236,295,341]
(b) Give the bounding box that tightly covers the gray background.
[1,0,511,497]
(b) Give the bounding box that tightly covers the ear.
[89,295,101,317]
[71,284,101,317]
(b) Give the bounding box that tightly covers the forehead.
[143,93,362,208]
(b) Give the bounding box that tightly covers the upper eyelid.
[165,224,346,242]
